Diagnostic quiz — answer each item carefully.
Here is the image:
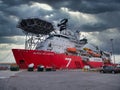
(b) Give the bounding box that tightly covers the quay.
[0,70,120,90]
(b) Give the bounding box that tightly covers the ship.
[12,18,112,69]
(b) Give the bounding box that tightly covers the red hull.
[12,49,103,69]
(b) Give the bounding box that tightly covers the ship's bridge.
[36,33,76,53]
[35,31,87,54]
[46,33,75,40]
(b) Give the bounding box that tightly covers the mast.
[57,18,68,32]
[110,39,116,64]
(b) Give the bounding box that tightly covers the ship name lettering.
[33,52,54,55]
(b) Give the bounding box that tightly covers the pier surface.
[0,70,120,90]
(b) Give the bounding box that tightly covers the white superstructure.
[36,29,87,53]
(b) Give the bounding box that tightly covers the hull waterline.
[12,49,104,69]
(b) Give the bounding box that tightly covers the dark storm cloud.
[0,11,23,36]
[75,0,120,14]
[0,36,16,44]
[0,36,24,44]
[78,11,120,32]
[0,0,120,55]
[81,23,108,32]
[2,0,120,13]
[87,29,120,55]
[96,12,120,30]
[1,0,120,33]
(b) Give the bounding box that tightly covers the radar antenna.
[57,18,68,31]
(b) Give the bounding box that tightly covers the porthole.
[19,60,25,64]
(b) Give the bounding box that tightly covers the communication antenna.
[110,39,115,64]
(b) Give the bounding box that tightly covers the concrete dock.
[0,70,120,90]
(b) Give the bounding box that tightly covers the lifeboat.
[87,50,101,57]
[66,48,77,53]
[93,53,101,57]
[83,48,92,51]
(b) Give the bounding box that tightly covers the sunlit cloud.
[0,0,120,63]
[30,2,53,11]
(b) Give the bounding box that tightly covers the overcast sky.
[0,0,120,63]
